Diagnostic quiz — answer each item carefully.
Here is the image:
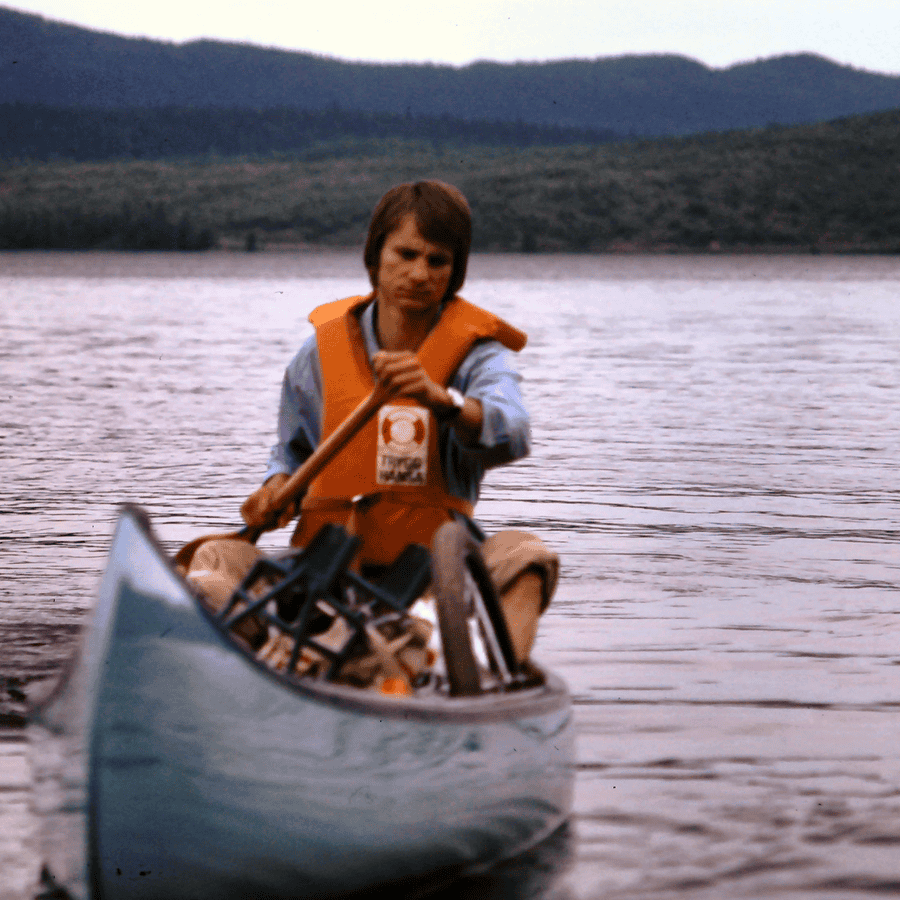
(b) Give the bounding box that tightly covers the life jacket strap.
[301,492,474,518]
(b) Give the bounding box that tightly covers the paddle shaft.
[174,387,386,567]
[267,386,386,517]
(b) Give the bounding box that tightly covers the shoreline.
[2,241,899,255]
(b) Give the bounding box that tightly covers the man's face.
[375,214,454,318]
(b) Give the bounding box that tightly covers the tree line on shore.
[1,201,215,251]
[1,109,899,253]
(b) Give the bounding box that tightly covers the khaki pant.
[480,530,559,612]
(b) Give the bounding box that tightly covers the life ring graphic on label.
[381,408,426,449]
[377,405,429,485]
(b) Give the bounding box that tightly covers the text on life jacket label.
[377,405,429,485]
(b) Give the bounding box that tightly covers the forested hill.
[4,109,900,253]
[4,5,900,137]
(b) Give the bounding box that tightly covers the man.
[239,181,557,663]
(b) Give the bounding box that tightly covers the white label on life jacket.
[377,405,429,485]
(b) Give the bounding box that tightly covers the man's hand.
[241,473,296,529]
[372,351,450,411]
[372,350,483,444]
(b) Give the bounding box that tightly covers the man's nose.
[410,256,429,280]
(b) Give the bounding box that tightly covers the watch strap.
[437,387,465,421]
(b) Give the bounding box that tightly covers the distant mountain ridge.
[0,104,618,161]
[3,5,900,136]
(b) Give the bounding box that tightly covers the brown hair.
[364,181,472,300]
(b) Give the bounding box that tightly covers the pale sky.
[7,0,900,74]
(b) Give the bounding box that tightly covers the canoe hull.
[30,508,574,899]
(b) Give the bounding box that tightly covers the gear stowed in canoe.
[29,506,575,900]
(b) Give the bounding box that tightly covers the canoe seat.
[351,543,432,613]
[218,525,359,640]
[273,524,364,623]
[218,526,434,681]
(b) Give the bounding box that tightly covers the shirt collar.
[359,295,449,360]
[359,297,380,359]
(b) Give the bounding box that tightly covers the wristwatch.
[438,387,466,420]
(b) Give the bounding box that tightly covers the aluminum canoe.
[30,506,575,900]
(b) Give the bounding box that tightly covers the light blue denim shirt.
[265,299,530,505]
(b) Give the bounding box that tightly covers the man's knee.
[481,531,559,663]
[185,539,266,646]
[481,530,559,611]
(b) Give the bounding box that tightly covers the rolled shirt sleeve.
[455,340,530,464]
[439,339,530,505]
[265,334,322,481]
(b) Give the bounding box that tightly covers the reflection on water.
[3,251,900,898]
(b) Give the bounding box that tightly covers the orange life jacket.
[291,294,527,566]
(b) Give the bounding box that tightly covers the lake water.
[3,250,900,899]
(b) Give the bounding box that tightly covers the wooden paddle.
[174,386,388,569]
